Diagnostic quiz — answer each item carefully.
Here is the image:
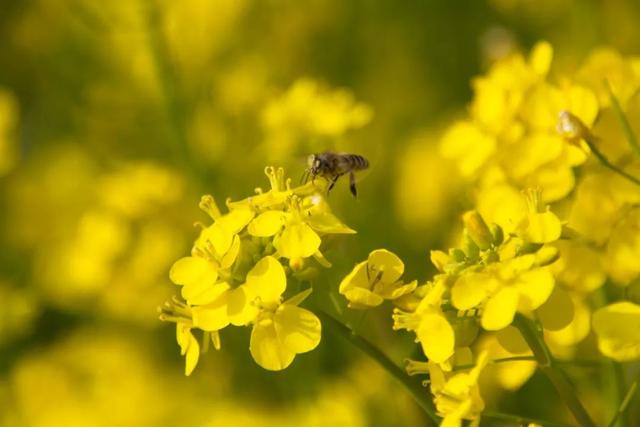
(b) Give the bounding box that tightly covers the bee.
[303,151,369,197]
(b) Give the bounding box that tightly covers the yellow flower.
[430,351,489,427]
[516,188,562,244]
[226,256,321,370]
[248,194,354,261]
[169,256,231,306]
[176,323,200,376]
[593,302,640,361]
[339,249,417,309]
[393,278,454,363]
[451,255,555,331]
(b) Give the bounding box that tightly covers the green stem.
[605,80,640,158]
[608,368,640,427]
[583,134,640,187]
[316,309,440,423]
[513,314,597,427]
[319,309,572,427]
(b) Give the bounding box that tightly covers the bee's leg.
[300,169,309,184]
[349,172,357,197]
[327,174,341,193]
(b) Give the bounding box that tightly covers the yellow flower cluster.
[441,41,640,363]
[334,42,640,425]
[338,191,561,423]
[161,167,355,374]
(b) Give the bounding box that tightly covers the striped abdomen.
[338,154,369,173]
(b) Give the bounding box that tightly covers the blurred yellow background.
[1,1,640,426]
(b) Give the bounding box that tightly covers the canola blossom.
[161,40,640,427]
[161,167,353,373]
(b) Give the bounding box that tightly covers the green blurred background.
[1,0,639,425]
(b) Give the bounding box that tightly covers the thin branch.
[605,80,640,158]
[513,314,598,427]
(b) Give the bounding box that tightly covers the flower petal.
[169,256,218,287]
[481,287,518,331]
[248,210,285,237]
[216,208,255,234]
[368,249,404,284]
[250,317,295,371]
[192,288,231,331]
[343,287,384,308]
[274,304,321,354]
[227,286,259,326]
[417,312,455,363]
[515,267,554,311]
[276,222,321,259]
[244,256,287,305]
[305,211,356,234]
[452,273,493,310]
[593,302,640,360]
[338,261,368,293]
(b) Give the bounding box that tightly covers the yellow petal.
[276,222,321,259]
[343,288,384,308]
[338,261,368,293]
[529,41,553,76]
[452,273,493,310]
[216,208,255,233]
[244,256,287,305]
[192,288,231,331]
[383,280,418,300]
[305,211,357,234]
[227,286,259,326]
[417,312,455,363]
[177,324,200,376]
[481,287,519,330]
[593,302,640,361]
[169,256,218,287]
[169,257,221,304]
[522,211,562,244]
[219,235,241,269]
[515,267,554,311]
[247,210,285,237]
[274,304,321,354]
[196,223,233,256]
[368,249,404,284]
[250,317,295,371]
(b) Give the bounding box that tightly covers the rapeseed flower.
[430,351,489,427]
[339,249,417,309]
[162,166,353,373]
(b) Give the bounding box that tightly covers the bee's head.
[307,154,321,174]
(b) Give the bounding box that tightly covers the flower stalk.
[513,314,597,427]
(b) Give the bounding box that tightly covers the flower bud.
[557,110,590,143]
[462,232,480,260]
[489,223,504,246]
[430,250,450,272]
[463,211,493,250]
